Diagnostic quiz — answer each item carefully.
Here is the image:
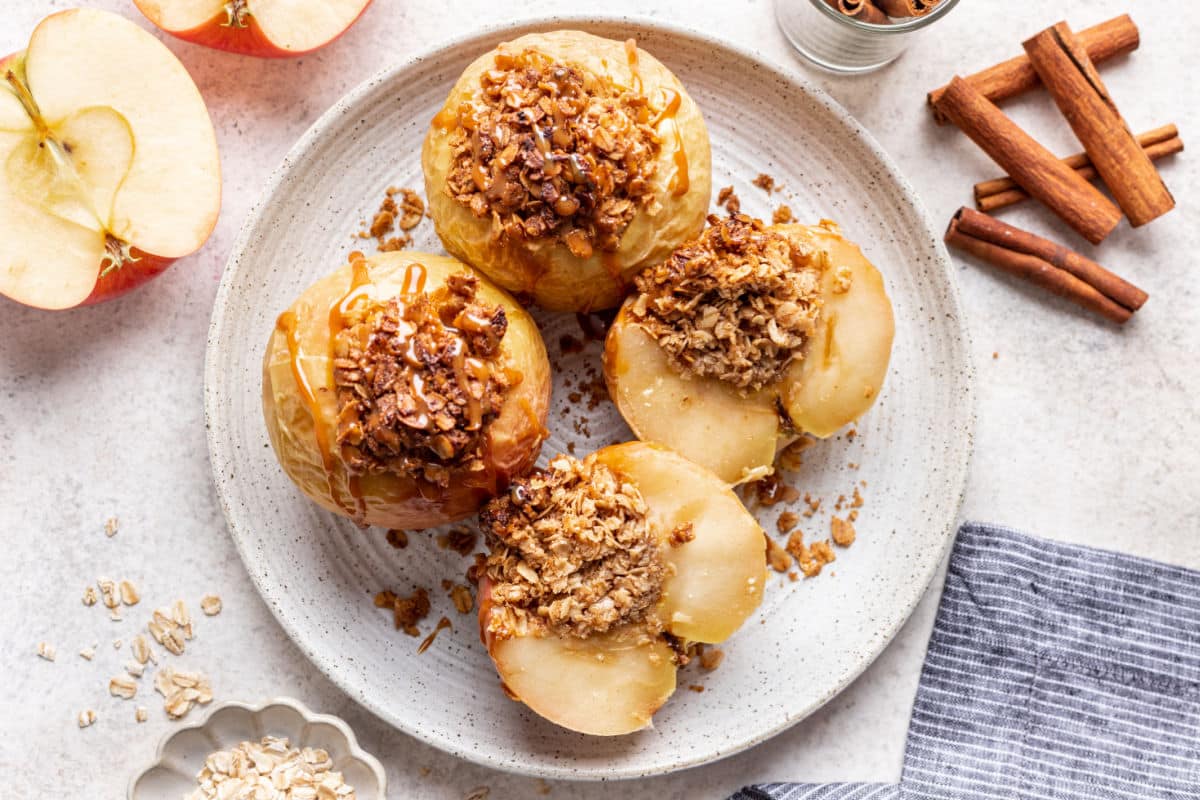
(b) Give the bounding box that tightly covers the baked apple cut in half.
[0,8,220,309]
[477,442,766,735]
[133,0,372,58]
[262,251,551,529]
[422,30,711,311]
[604,215,895,484]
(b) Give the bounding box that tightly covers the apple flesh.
[0,9,220,310]
[603,222,894,483]
[133,0,373,58]
[479,443,766,735]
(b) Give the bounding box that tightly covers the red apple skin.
[82,250,177,306]
[133,1,374,59]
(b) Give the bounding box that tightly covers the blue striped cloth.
[733,523,1200,800]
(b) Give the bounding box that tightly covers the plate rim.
[204,12,976,781]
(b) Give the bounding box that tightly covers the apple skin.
[81,250,176,306]
[132,1,374,58]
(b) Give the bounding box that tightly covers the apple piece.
[0,9,220,309]
[133,0,373,58]
[778,223,895,439]
[604,303,780,485]
[478,443,765,734]
[594,443,767,643]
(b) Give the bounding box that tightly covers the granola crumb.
[200,594,222,616]
[788,571,799,582]
[765,533,793,573]
[848,510,859,522]
[630,214,821,394]
[754,474,801,507]
[437,527,479,557]
[776,512,800,535]
[668,522,696,547]
[831,516,857,547]
[386,529,409,549]
[104,516,119,537]
[851,487,864,508]
[699,647,724,671]
[785,530,809,561]
[449,584,474,614]
[772,204,794,224]
[688,684,705,692]
[375,587,431,636]
[992,351,999,359]
[752,173,776,193]
[417,616,453,654]
[357,186,424,252]
[717,185,740,214]
[480,454,664,640]
[77,710,97,728]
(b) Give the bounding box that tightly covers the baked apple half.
[422,30,711,311]
[477,442,766,735]
[604,215,895,484]
[262,251,551,529]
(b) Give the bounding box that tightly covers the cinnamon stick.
[976,128,1182,212]
[1023,22,1175,227]
[824,0,889,25]
[933,76,1121,244]
[945,209,1138,324]
[875,0,938,16]
[928,15,1139,124]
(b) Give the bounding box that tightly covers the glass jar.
[777,0,962,74]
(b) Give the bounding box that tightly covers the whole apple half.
[0,9,220,310]
[133,0,373,58]
[478,442,767,735]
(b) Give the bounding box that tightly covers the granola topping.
[333,271,511,487]
[480,454,664,640]
[630,214,822,394]
[442,46,662,257]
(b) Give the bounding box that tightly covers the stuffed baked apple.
[477,442,765,735]
[262,251,550,529]
[422,30,711,311]
[604,214,894,484]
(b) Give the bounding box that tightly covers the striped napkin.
[733,523,1200,800]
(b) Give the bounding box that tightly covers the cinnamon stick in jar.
[928,15,1139,124]
[945,209,1142,324]
[1023,22,1175,227]
[875,0,938,17]
[975,125,1183,212]
[823,0,889,25]
[933,76,1121,244]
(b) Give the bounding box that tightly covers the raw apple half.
[0,9,220,310]
[604,222,895,484]
[134,0,373,58]
[478,442,766,735]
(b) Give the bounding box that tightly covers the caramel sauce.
[624,39,643,96]
[669,121,689,197]
[518,397,550,441]
[432,106,458,131]
[400,261,427,296]
[651,89,681,126]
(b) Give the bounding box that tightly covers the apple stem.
[222,0,250,28]
[99,235,139,278]
[4,67,52,141]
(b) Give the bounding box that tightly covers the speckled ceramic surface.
[128,697,386,799]
[204,16,974,780]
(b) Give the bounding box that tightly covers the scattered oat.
[375,588,431,636]
[187,735,357,800]
[717,185,740,214]
[131,634,152,665]
[463,787,490,800]
[125,660,145,678]
[97,578,119,609]
[119,579,140,606]
[688,684,705,692]
[776,512,800,535]
[449,584,474,615]
[831,516,857,547]
[385,529,409,549]
[82,585,98,607]
[669,522,696,546]
[104,516,119,537]
[200,594,222,617]
[417,616,453,654]
[36,642,56,661]
[149,603,192,655]
[772,204,794,224]
[77,710,97,728]
[135,706,148,723]
[699,647,724,671]
[154,665,213,719]
[113,639,123,650]
[109,676,138,700]
[79,647,95,661]
[752,173,776,193]
[848,510,859,522]
[765,533,793,573]
[109,608,123,622]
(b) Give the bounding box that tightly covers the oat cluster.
[480,454,665,639]
[630,214,822,393]
[187,735,355,800]
[334,272,511,487]
[444,47,661,258]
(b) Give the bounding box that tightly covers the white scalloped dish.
[128,698,386,800]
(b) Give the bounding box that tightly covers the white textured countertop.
[2,0,1197,797]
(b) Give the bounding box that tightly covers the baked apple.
[422,30,711,311]
[477,443,766,735]
[604,215,894,484]
[262,251,550,529]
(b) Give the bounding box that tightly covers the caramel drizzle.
[649,88,688,197]
[624,39,643,96]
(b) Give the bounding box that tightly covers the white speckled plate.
[204,16,974,780]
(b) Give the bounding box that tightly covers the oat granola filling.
[630,214,822,394]
[333,273,510,487]
[480,454,665,640]
[443,47,661,258]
